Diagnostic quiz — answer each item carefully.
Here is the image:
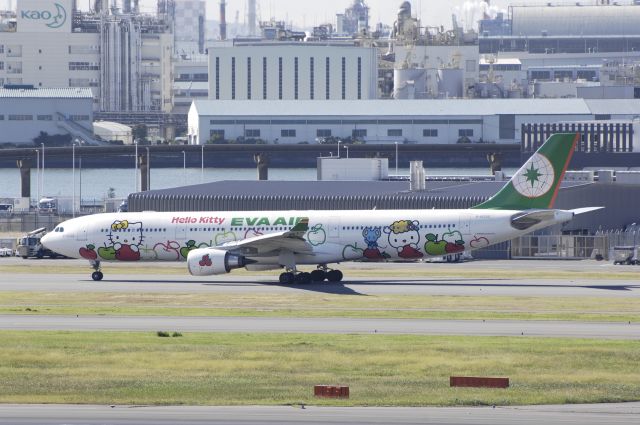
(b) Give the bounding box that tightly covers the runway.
[1,259,639,298]
[0,403,638,425]
[1,314,638,339]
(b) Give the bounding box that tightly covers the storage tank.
[393,68,427,99]
[437,68,464,98]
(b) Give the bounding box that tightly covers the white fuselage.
[43,208,570,267]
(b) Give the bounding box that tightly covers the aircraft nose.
[41,231,59,252]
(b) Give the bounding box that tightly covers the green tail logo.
[472,133,579,210]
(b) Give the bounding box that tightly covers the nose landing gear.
[90,260,103,281]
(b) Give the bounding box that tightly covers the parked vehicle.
[0,247,13,257]
[17,228,60,259]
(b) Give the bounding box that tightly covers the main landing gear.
[278,265,343,285]
[90,260,103,281]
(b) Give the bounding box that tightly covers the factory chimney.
[133,0,139,13]
[248,0,256,36]
[123,0,131,13]
[220,1,227,40]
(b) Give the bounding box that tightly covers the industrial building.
[187,98,640,146]
[207,43,378,101]
[0,87,94,145]
[0,0,174,113]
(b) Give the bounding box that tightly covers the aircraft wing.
[217,218,313,255]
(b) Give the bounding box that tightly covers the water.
[0,166,513,202]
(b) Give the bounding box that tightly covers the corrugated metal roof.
[0,87,93,99]
[511,5,640,37]
[93,121,132,133]
[135,179,584,199]
[192,99,593,117]
[584,99,640,116]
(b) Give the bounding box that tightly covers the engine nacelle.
[187,248,249,276]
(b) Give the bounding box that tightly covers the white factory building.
[0,0,173,112]
[187,98,640,146]
[207,43,378,101]
[0,87,94,145]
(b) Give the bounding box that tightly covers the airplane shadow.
[94,277,640,294]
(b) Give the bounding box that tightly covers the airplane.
[42,133,601,284]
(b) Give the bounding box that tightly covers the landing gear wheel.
[326,270,343,282]
[279,272,295,285]
[310,269,326,282]
[296,272,312,284]
[91,271,103,281]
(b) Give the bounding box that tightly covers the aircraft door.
[327,217,341,238]
[458,213,471,240]
[76,226,87,242]
[175,223,187,240]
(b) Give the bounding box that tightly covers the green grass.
[1,292,639,322]
[0,331,638,406]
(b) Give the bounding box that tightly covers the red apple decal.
[469,235,490,249]
[79,244,98,260]
[199,254,212,267]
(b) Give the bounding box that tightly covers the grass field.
[1,292,639,322]
[0,331,638,406]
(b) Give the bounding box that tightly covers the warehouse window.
[215,57,220,99]
[310,57,315,100]
[278,57,283,100]
[459,129,474,137]
[281,129,296,137]
[247,57,252,100]
[231,57,236,99]
[341,57,346,99]
[262,57,267,99]
[325,57,330,99]
[245,129,260,138]
[352,129,367,138]
[423,129,438,137]
[37,115,53,121]
[209,129,225,140]
[357,57,362,99]
[317,129,331,137]
[294,57,299,100]
[0,61,3,70]
[387,129,402,137]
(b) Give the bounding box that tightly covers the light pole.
[337,140,341,158]
[395,141,398,175]
[35,149,39,210]
[182,150,186,186]
[72,142,76,218]
[146,147,150,190]
[134,140,139,192]
[201,144,204,183]
[345,145,349,159]
[40,143,45,198]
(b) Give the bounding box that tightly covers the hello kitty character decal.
[383,220,423,259]
[97,220,144,261]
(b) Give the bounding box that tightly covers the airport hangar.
[187,98,640,147]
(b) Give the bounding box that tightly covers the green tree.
[132,124,148,142]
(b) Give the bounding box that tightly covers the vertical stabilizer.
[472,133,579,210]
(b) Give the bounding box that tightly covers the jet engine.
[187,248,250,276]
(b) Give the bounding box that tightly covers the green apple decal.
[342,243,364,260]
[424,233,447,256]
[215,231,236,245]
[307,224,327,246]
[97,246,117,260]
[180,240,198,259]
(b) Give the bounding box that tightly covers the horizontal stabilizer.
[510,210,557,230]
[570,207,604,215]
